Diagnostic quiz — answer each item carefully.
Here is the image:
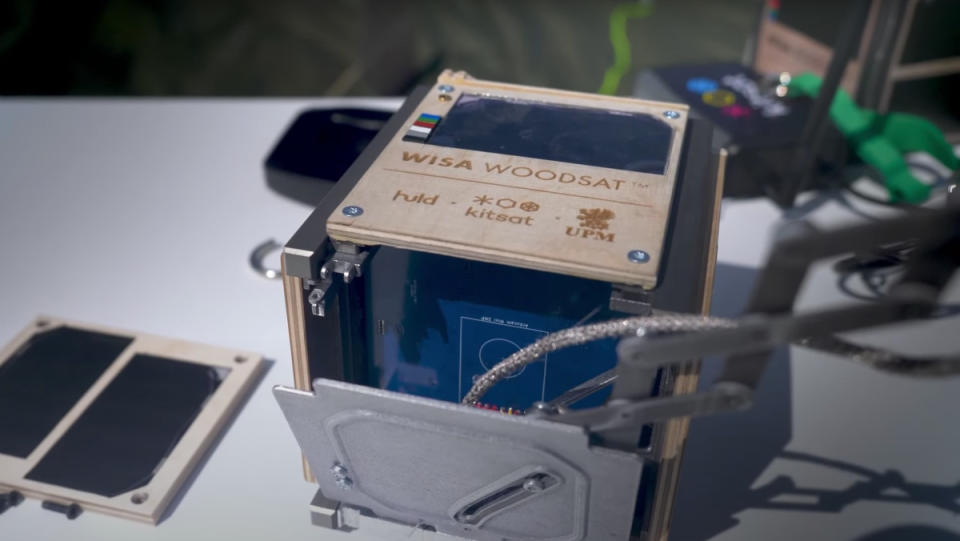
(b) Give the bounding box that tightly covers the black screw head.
[41,500,83,520]
[65,503,82,520]
[0,491,22,516]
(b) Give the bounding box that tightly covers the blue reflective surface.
[365,247,626,410]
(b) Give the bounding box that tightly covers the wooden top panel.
[327,71,689,287]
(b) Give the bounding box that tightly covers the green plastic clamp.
[787,72,958,204]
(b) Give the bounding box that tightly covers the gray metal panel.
[274,380,644,541]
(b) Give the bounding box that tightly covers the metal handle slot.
[453,472,559,526]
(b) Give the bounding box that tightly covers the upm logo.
[566,208,616,242]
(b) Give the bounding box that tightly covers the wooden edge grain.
[701,149,726,317]
[282,265,311,392]
[280,261,316,483]
[643,149,727,541]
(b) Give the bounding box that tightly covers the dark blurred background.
[0,0,757,96]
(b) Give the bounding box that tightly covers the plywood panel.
[327,71,689,288]
[0,316,263,524]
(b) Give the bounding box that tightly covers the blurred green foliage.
[0,0,755,96]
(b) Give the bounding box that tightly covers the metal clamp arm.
[566,205,959,437]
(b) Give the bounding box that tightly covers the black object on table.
[264,108,393,205]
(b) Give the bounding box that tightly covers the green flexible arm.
[787,72,958,204]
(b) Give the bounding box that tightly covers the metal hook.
[249,239,282,280]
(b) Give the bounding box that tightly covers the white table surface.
[1,98,958,541]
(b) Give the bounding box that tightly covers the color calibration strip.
[403,113,441,142]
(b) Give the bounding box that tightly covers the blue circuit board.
[365,247,626,410]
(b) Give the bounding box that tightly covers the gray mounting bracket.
[275,379,645,541]
[309,490,344,530]
[307,244,371,317]
[609,285,653,315]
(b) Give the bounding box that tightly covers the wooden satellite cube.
[278,70,724,540]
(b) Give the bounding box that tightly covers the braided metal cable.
[461,314,737,405]
[462,314,960,406]
[797,335,960,377]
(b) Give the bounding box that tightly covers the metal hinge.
[307,244,370,317]
[610,285,653,315]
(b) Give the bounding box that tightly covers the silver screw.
[438,84,455,93]
[627,250,650,263]
[530,401,559,415]
[522,478,546,493]
[663,110,681,119]
[331,463,353,489]
[342,205,364,217]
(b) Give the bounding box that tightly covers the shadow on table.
[748,451,960,516]
[669,263,794,540]
[853,524,960,541]
[669,264,960,540]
